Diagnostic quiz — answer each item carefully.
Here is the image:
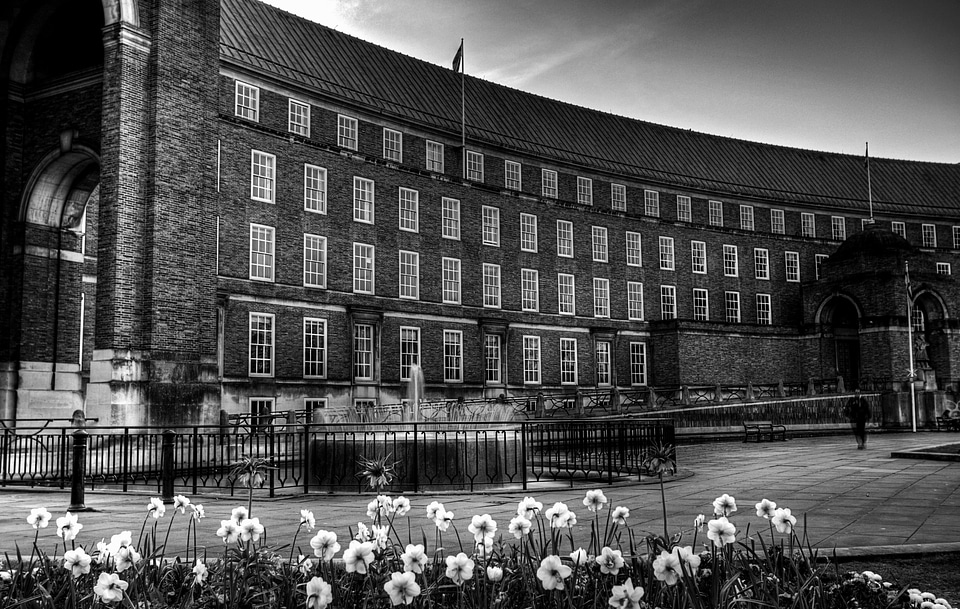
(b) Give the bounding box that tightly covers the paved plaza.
[1,432,958,558]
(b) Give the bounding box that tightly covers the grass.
[832,553,960,597]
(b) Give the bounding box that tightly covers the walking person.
[845,389,871,449]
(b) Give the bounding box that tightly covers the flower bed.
[2,489,954,608]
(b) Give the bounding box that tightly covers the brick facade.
[1,0,958,424]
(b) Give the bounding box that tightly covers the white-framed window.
[520,213,538,252]
[442,197,460,240]
[426,141,444,173]
[521,268,540,312]
[353,177,375,223]
[626,232,642,266]
[250,150,275,203]
[677,195,692,222]
[383,128,402,162]
[832,216,846,240]
[304,164,327,213]
[724,291,741,323]
[542,169,558,198]
[249,312,274,376]
[709,200,723,227]
[693,288,709,321]
[354,398,378,412]
[560,338,578,385]
[593,278,610,318]
[644,190,660,217]
[627,282,644,320]
[466,150,484,181]
[235,81,259,121]
[922,224,937,248]
[249,224,275,281]
[801,213,816,238]
[691,241,707,274]
[595,341,612,386]
[754,248,769,280]
[353,242,375,294]
[629,342,647,386]
[505,160,522,190]
[891,221,906,239]
[442,257,461,304]
[592,226,608,262]
[338,114,358,150]
[484,335,502,384]
[482,206,500,246]
[577,177,593,205]
[756,294,772,325]
[443,330,463,383]
[785,251,800,283]
[398,250,419,299]
[936,262,952,275]
[660,285,676,320]
[659,236,675,271]
[304,398,327,411]
[723,244,738,277]
[353,323,374,381]
[399,188,419,232]
[303,234,326,288]
[815,254,829,280]
[771,209,785,234]
[558,273,576,315]
[250,397,274,425]
[523,336,541,384]
[953,226,960,249]
[399,327,420,381]
[740,205,755,231]
[557,220,574,257]
[303,318,327,378]
[483,263,501,308]
[288,99,310,136]
[611,184,627,211]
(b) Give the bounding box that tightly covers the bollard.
[68,430,89,511]
[161,429,176,504]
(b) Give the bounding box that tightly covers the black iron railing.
[0,419,675,497]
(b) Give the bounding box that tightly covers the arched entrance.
[912,290,949,390]
[0,0,109,421]
[818,296,862,389]
[10,146,100,420]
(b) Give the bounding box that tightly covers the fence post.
[778,380,786,398]
[411,423,419,493]
[161,430,176,503]
[303,423,311,495]
[575,388,584,416]
[192,427,200,496]
[536,392,545,418]
[1,428,11,486]
[746,382,755,402]
[611,387,621,415]
[68,430,89,511]
[681,385,690,406]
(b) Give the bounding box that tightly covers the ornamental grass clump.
[0,486,954,608]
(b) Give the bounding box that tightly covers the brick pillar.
[87,2,220,426]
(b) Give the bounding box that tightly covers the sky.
[264,0,959,164]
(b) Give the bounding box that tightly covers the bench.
[743,420,787,442]
[936,410,960,432]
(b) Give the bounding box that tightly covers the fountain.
[404,363,424,422]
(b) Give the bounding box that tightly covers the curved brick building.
[2,0,958,426]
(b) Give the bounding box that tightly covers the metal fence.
[0,418,675,497]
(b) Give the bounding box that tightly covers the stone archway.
[912,289,949,390]
[8,144,101,420]
[816,295,863,389]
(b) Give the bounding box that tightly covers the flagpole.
[460,38,465,180]
[866,142,874,223]
[906,260,917,433]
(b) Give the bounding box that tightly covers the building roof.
[219,0,960,217]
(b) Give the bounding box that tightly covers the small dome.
[830,223,915,263]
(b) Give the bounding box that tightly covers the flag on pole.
[452,40,463,72]
[905,261,912,297]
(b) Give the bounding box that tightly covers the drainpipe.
[50,227,64,390]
